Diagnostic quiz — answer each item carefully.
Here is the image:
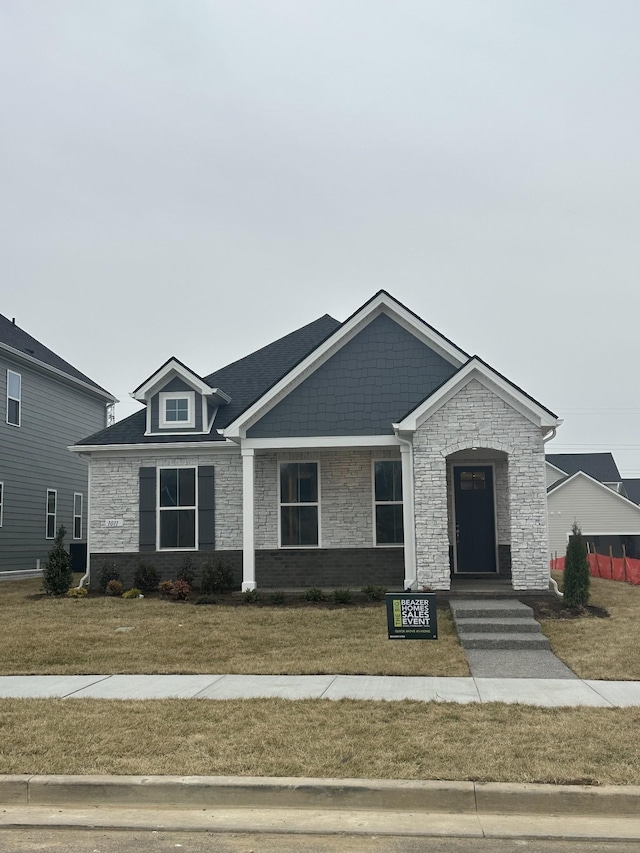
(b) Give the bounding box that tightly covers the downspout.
[543,426,563,598]
[395,430,418,590]
[78,457,91,589]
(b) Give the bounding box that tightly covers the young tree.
[42,525,73,596]
[563,520,590,609]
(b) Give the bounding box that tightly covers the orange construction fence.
[550,552,640,586]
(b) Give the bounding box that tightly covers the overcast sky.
[3,1,640,472]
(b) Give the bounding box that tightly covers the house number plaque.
[104,519,124,528]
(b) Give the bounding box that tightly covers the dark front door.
[453,466,497,574]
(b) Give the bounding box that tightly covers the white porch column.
[241,447,256,591]
[400,441,417,589]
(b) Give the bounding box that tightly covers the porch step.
[450,598,550,651]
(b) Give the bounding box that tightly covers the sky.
[2,1,640,472]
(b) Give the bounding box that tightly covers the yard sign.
[386,592,438,640]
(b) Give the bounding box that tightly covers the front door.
[453,466,497,574]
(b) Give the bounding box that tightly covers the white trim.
[132,358,231,403]
[69,440,240,454]
[278,459,321,548]
[0,481,3,527]
[159,390,196,429]
[6,369,21,427]
[73,492,83,540]
[242,448,256,591]
[156,466,198,551]
[223,292,468,439]
[548,470,640,513]
[545,460,568,479]
[394,358,559,432]
[451,463,499,575]
[577,530,640,537]
[45,488,57,540]
[241,435,401,450]
[0,341,116,403]
[372,459,404,547]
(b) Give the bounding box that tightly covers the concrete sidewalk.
[1,673,639,706]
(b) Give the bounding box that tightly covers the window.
[158,467,196,548]
[374,460,403,545]
[0,482,3,527]
[7,370,21,426]
[460,470,486,490]
[159,391,195,428]
[280,462,319,547]
[73,493,83,539]
[46,489,57,539]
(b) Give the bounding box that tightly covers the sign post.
[385,592,437,640]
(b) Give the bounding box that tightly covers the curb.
[1,775,639,816]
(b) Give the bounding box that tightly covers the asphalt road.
[0,831,637,853]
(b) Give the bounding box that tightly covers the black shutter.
[198,466,215,551]
[139,467,157,552]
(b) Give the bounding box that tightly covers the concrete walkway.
[1,673,640,706]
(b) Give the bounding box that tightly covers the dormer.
[131,357,231,437]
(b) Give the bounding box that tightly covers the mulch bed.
[528,597,609,620]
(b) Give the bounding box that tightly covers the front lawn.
[0,579,468,676]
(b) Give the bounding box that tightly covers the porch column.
[241,447,256,591]
[400,442,417,589]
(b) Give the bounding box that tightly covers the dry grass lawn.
[0,579,468,676]
[0,697,638,784]
[539,574,640,680]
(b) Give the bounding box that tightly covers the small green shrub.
[200,557,235,594]
[304,587,326,602]
[177,556,196,587]
[362,584,388,601]
[133,561,159,593]
[159,580,175,598]
[66,586,88,598]
[42,526,73,596]
[99,563,120,593]
[270,590,286,606]
[122,587,143,599]
[105,579,124,597]
[194,595,217,606]
[333,588,353,605]
[171,580,191,601]
[241,588,261,604]
[563,520,591,609]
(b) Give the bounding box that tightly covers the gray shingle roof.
[546,453,622,484]
[622,479,640,505]
[77,313,341,446]
[0,313,113,397]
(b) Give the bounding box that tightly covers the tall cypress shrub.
[42,525,73,596]
[563,521,590,608]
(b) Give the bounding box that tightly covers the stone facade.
[413,378,549,590]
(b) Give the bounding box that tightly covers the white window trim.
[6,369,21,427]
[156,466,198,551]
[278,460,321,548]
[372,459,404,547]
[46,489,57,540]
[73,493,83,540]
[159,391,196,429]
[0,481,3,527]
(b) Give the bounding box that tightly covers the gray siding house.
[0,314,115,574]
[73,292,560,592]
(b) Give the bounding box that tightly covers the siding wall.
[0,354,108,572]
[547,475,640,557]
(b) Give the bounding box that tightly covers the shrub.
[133,560,159,593]
[99,563,120,593]
[362,584,388,601]
[241,588,261,604]
[563,521,590,609]
[304,587,326,602]
[171,580,191,601]
[122,588,143,599]
[105,579,124,597]
[333,588,353,605]
[159,580,175,598]
[42,526,73,596]
[177,556,196,588]
[66,586,88,598]
[200,557,234,594]
[270,590,286,606]
[194,595,217,606]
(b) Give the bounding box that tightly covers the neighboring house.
[72,292,559,592]
[546,453,640,559]
[0,314,115,574]
[622,479,640,506]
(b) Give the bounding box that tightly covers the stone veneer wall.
[413,378,549,590]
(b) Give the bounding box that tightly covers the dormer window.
[159,391,195,429]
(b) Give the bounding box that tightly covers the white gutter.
[543,426,563,598]
[78,458,91,589]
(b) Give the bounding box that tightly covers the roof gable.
[546,453,621,484]
[547,470,640,515]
